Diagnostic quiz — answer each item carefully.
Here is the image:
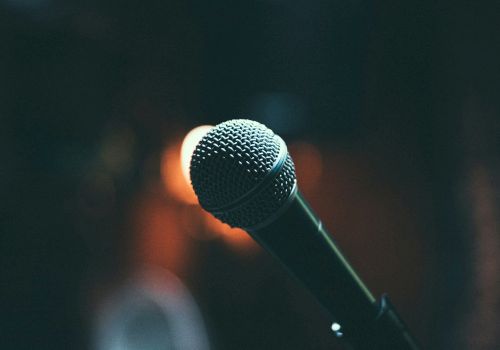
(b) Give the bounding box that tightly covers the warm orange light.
[161,125,212,204]
[203,212,258,254]
[162,144,196,204]
[178,205,219,241]
[289,141,323,195]
[131,193,189,275]
[180,125,213,184]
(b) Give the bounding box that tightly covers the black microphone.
[189,119,420,349]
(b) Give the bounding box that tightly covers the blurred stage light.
[180,125,213,186]
[161,126,212,205]
[94,267,210,350]
[203,212,258,254]
[178,205,219,241]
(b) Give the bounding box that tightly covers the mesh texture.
[190,119,297,229]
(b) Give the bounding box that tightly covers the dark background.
[1,0,499,349]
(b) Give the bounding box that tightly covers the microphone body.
[249,191,419,349]
[189,119,420,349]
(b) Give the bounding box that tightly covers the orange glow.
[203,212,259,254]
[288,141,323,194]
[178,205,219,241]
[161,144,196,204]
[161,125,212,205]
[180,125,213,185]
[132,193,189,275]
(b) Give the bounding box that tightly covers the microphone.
[189,119,420,349]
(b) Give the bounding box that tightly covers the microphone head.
[190,119,297,230]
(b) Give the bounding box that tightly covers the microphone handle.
[248,192,420,349]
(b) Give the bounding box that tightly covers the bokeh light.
[162,143,196,204]
[161,126,212,205]
[203,212,258,254]
[180,125,213,185]
[160,125,257,254]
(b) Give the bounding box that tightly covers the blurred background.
[1,0,499,349]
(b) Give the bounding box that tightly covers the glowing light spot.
[203,212,258,254]
[331,323,343,337]
[161,125,212,205]
[180,125,213,184]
